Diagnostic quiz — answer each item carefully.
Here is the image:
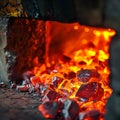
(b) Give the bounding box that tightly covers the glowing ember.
[19,22,116,120]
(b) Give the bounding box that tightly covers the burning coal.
[11,22,115,120]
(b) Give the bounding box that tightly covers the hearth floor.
[0,88,52,120]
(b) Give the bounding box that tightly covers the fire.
[29,22,116,119]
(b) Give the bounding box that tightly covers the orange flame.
[33,22,116,119]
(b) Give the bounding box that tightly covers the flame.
[32,22,115,119]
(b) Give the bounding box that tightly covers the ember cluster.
[11,67,107,120]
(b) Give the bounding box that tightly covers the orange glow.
[74,25,79,30]
[32,22,116,119]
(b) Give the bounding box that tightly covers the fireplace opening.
[1,0,120,120]
[2,18,116,120]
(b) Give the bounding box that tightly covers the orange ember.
[32,22,115,120]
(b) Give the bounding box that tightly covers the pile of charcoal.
[10,69,104,120]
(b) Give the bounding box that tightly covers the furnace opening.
[6,19,115,120]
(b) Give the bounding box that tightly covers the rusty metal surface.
[6,18,46,83]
